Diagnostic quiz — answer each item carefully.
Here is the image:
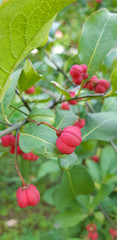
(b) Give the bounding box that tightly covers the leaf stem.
[15,128,26,187]
[67,170,76,198]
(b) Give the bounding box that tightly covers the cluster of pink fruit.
[109,228,117,240]
[1,134,38,161]
[70,64,110,93]
[86,223,98,240]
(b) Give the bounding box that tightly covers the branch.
[0,119,27,138]
[98,204,117,229]
[0,120,11,127]
[43,50,72,83]
[15,88,32,112]
[49,93,106,108]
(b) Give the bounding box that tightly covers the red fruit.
[16,184,40,208]
[10,146,15,154]
[86,223,97,232]
[88,231,98,240]
[91,155,99,163]
[23,151,39,161]
[25,86,35,95]
[73,76,83,85]
[69,92,77,105]
[94,79,110,93]
[70,65,83,78]
[81,64,88,73]
[109,228,117,237]
[95,0,102,3]
[74,118,85,129]
[56,126,82,154]
[10,135,16,147]
[1,135,11,147]
[83,76,99,91]
[17,146,23,155]
[70,64,88,85]
[61,102,70,110]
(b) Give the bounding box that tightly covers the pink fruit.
[69,92,77,105]
[74,118,85,129]
[88,231,98,240]
[94,79,110,93]
[86,223,97,232]
[25,87,35,95]
[56,126,82,154]
[109,228,117,237]
[1,135,11,147]
[70,64,88,85]
[16,184,40,208]
[23,151,39,161]
[61,102,70,110]
[91,155,99,163]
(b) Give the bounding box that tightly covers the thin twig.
[10,105,29,116]
[98,204,117,229]
[15,88,32,112]
[0,119,27,138]
[43,50,72,82]
[0,120,11,127]
[85,101,95,113]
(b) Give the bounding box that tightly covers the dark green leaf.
[29,107,55,124]
[54,109,78,129]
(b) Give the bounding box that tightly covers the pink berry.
[10,146,15,154]
[109,228,117,237]
[16,184,40,208]
[61,102,70,110]
[56,126,82,154]
[74,119,85,129]
[69,91,77,105]
[88,231,98,240]
[10,135,16,147]
[91,155,99,163]
[94,79,110,93]
[70,65,83,78]
[81,64,88,73]
[25,87,35,95]
[17,146,23,155]
[73,76,83,85]
[86,223,97,232]
[23,151,39,161]
[1,135,11,147]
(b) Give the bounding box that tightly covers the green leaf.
[55,211,87,228]
[82,112,117,141]
[19,123,63,157]
[53,165,94,210]
[0,0,74,100]
[90,184,113,209]
[111,68,117,92]
[86,160,101,183]
[58,153,79,170]
[29,107,55,124]
[18,59,42,93]
[100,146,116,178]
[51,81,71,100]
[54,109,78,129]
[38,159,59,179]
[79,9,117,78]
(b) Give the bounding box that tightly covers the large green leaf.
[19,123,63,157]
[18,59,42,93]
[29,107,55,124]
[54,109,78,129]
[55,211,87,228]
[79,9,117,78]
[53,165,94,210]
[0,0,74,100]
[82,112,117,141]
